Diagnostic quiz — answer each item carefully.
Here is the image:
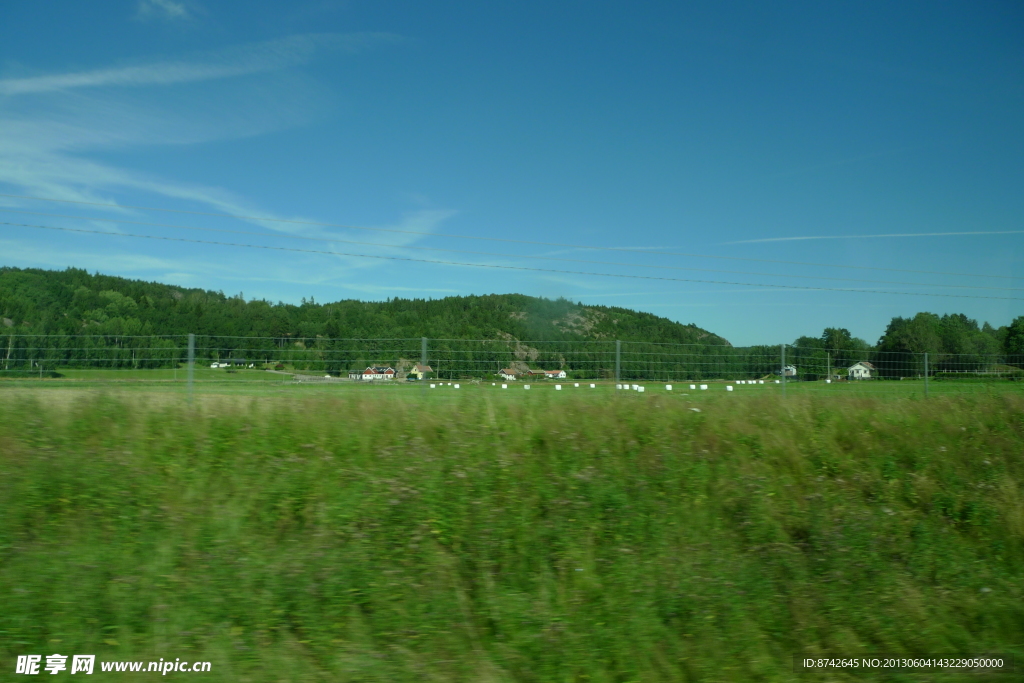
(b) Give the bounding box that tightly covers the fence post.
[781,343,787,398]
[187,333,195,404]
[924,352,929,398]
[615,340,621,389]
[421,336,427,394]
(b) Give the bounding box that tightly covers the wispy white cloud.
[0,33,402,224]
[0,32,400,96]
[136,0,193,22]
[726,230,1024,244]
[0,233,389,290]
[0,31,466,291]
[0,236,189,272]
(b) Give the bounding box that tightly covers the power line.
[3,208,1020,292]
[4,219,1022,302]
[1,192,1018,281]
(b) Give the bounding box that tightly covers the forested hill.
[0,267,729,345]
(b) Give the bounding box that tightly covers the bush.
[934,371,1024,381]
[0,370,65,378]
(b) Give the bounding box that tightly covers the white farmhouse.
[848,361,875,379]
[360,366,396,380]
[542,369,567,379]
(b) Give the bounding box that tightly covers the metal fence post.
[187,333,195,404]
[924,352,929,398]
[421,336,427,394]
[781,343,787,398]
[615,340,621,389]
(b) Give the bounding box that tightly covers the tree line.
[1,267,1021,380]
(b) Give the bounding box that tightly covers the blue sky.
[1,0,1021,346]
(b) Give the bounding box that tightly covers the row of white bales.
[426,379,786,392]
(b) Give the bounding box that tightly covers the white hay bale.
[590,383,596,388]
[524,385,531,390]
[700,384,708,390]
[501,384,507,389]
[690,384,696,390]
[555,385,561,390]
[574,383,579,387]
[638,386,645,392]
[726,386,733,391]
[666,384,672,390]
[454,383,460,389]
[430,384,436,388]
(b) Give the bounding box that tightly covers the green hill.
[0,266,728,345]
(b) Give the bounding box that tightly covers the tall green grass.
[1,392,1022,681]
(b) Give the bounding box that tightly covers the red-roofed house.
[361,366,396,380]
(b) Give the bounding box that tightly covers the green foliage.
[874,312,1005,377]
[0,267,727,345]
[3,267,1020,385]
[1006,316,1024,364]
[0,370,64,378]
[0,391,1022,681]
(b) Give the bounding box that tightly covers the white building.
[360,366,396,380]
[848,361,875,379]
[542,369,567,379]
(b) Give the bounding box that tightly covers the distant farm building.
[541,369,567,379]
[848,361,875,379]
[499,368,519,380]
[408,364,433,380]
[359,366,396,380]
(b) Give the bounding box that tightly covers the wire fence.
[1,334,1022,396]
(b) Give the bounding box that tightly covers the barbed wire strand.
[3,209,1019,291]
[4,220,1023,302]
[1,192,1018,280]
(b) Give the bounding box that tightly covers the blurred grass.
[0,391,1022,682]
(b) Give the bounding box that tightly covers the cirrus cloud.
[0,32,401,96]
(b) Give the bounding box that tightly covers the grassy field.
[3,366,1023,400]
[1,389,1023,681]
[50,367,285,382]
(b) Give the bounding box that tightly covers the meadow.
[0,386,1022,682]
[3,364,1023,399]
